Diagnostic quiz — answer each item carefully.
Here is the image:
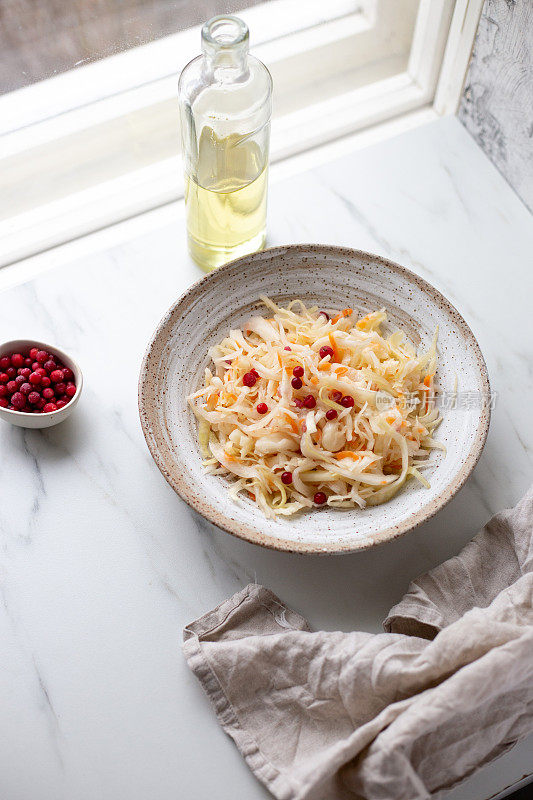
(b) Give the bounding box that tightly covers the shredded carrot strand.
[333,451,362,461]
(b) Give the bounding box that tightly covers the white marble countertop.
[0,116,532,800]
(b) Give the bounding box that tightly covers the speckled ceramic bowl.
[139,245,490,554]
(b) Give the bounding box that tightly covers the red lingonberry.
[0,356,10,371]
[6,380,18,393]
[14,375,25,387]
[62,367,74,381]
[6,367,16,379]
[54,382,66,396]
[0,385,7,398]
[256,402,268,414]
[36,350,48,364]
[292,365,304,378]
[314,491,327,505]
[330,390,342,403]
[319,345,334,361]
[291,377,302,389]
[42,387,55,400]
[325,409,338,420]
[303,394,316,409]
[43,403,58,413]
[41,376,51,388]
[28,391,41,405]
[55,400,67,409]
[340,395,355,408]
[19,368,31,379]
[11,353,24,368]
[242,371,257,387]
[0,373,8,383]
[281,471,293,485]
[20,383,32,396]
[11,392,26,410]
[29,372,42,385]
[29,347,39,360]
[65,383,76,397]
[0,397,8,408]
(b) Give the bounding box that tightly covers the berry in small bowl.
[0,340,82,428]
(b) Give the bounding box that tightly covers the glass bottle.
[178,16,272,272]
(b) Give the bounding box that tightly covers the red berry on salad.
[303,394,316,409]
[242,371,257,387]
[341,395,354,408]
[314,492,327,505]
[330,390,342,403]
[319,345,334,360]
[256,402,268,414]
[281,471,293,485]
[292,365,304,378]
[291,377,302,389]
[325,409,338,420]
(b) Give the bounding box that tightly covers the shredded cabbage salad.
[188,297,443,518]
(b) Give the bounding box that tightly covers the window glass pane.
[0,0,269,94]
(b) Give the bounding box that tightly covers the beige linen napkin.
[183,487,533,800]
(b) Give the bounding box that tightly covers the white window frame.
[0,0,483,267]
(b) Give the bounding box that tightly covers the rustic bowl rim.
[138,244,491,555]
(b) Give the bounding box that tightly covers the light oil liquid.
[185,129,268,271]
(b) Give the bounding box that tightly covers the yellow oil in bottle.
[184,129,268,271]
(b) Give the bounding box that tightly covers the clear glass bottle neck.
[201,15,249,78]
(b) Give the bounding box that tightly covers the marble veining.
[0,116,532,800]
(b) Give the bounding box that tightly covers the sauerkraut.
[188,297,443,518]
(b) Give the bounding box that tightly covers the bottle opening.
[202,15,249,50]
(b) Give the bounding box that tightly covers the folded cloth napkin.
[183,487,533,800]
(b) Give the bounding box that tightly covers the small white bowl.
[0,339,83,429]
